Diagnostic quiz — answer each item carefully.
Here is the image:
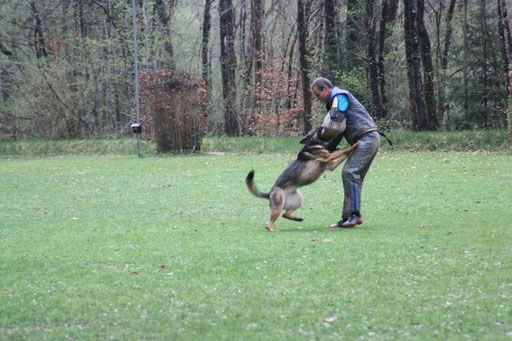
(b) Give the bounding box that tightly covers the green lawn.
[1,151,511,340]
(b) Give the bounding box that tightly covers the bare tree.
[463,0,468,113]
[367,0,383,119]
[345,0,360,71]
[498,0,512,89]
[323,0,337,79]
[417,0,439,130]
[251,0,264,85]
[373,0,398,123]
[219,0,239,135]
[297,0,312,134]
[404,0,427,130]
[500,0,512,59]
[436,0,457,123]
[30,1,48,59]
[201,0,213,86]
[154,0,176,69]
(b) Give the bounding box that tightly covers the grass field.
[1,147,511,339]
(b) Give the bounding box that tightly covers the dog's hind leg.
[321,144,359,171]
[267,189,284,232]
[282,190,304,222]
[282,210,304,221]
[326,154,350,171]
[318,143,358,164]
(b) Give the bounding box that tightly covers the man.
[310,77,380,228]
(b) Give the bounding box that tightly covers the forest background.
[1,0,511,142]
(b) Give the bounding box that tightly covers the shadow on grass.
[272,222,381,233]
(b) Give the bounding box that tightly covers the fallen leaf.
[312,238,318,242]
[447,232,452,235]
[324,317,338,323]
[132,271,139,275]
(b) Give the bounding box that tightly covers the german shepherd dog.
[246,133,357,231]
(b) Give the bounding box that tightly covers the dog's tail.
[246,171,270,199]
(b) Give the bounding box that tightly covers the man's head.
[311,77,333,103]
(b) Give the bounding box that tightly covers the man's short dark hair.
[311,77,333,91]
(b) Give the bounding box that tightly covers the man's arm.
[319,94,349,150]
[330,94,348,121]
[300,94,349,150]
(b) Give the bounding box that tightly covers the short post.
[132,0,141,157]
[131,123,142,155]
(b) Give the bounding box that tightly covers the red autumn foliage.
[138,70,208,152]
[246,59,304,137]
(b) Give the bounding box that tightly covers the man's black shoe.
[330,218,347,228]
[330,216,350,228]
[339,214,363,228]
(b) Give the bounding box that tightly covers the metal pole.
[132,0,141,157]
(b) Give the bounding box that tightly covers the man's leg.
[332,131,379,228]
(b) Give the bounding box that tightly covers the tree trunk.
[437,0,456,124]
[219,0,239,135]
[287,29,298,110]
[201,0,212,86]
[323,0,337,79]
[345,0,360,71]
[376,0,392,121]
[30,2,48,58]
[298,0,312,134]
[500,0,512,136]
[251,0,264,85]
[238,0,250,134]
[377,0,397,122]
[463,0,469,114]
[479,0,489,127]
[417,0,439,130]
[500,0,512,59]
[367,0,383,119]
[499,0,510,87]
[154,0,175,68]
[441,0,457,70]
[404,0,427,131]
